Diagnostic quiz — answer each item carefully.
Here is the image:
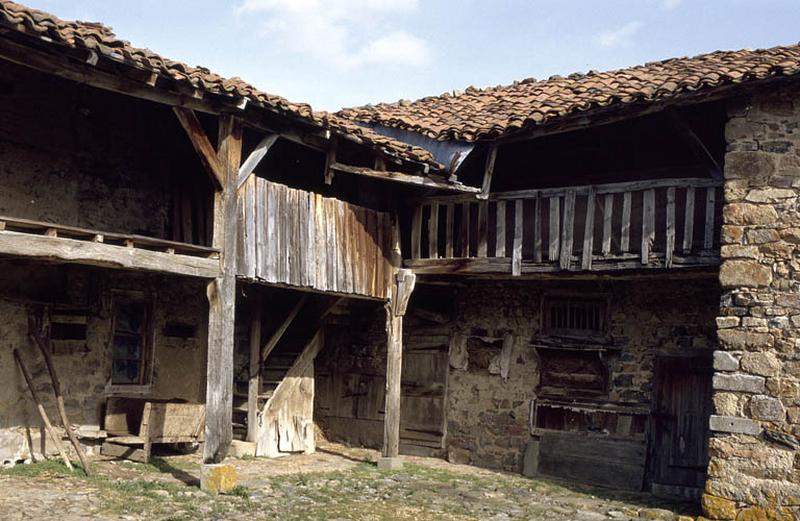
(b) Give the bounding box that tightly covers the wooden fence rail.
[408,178,722,275]
[237,177,395,299]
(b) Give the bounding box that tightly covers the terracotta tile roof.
[0,0,442,170]
[338,44,800,142]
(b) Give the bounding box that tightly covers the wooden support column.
[247,290,262,443]
[204,114,243,464]
[379,268,416,470]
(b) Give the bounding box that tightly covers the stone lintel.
[709,415,762,435]
[712,373,765,393]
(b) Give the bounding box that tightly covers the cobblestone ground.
[0,442,698,521]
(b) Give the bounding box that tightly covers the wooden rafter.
[330,162,480,194]
[237,133,279,189]
[479,145,498,199]
[173,107,226,190]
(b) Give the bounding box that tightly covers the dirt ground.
[0,442,698,521]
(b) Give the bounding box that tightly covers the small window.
[46,308,90,355]
[543,296,607,339]
[110,291,153,385]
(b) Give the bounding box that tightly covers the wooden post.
[379,268,416,470]
[247,290,262,443]
[204,114,242,464]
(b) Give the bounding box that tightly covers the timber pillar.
[379,269,416,470]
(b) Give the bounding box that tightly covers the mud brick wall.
[704,86,800,520]
[446,278,719,473]
[0,261,208,464]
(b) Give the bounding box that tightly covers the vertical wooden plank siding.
[428,202,439,259]
[704,186,716,250]
[548,197,560,261]
[512,199,523,276]
[582,190,595,270]
[665,187,676,268]
[237,179,393,299]
[559,190,576,270]
[641,189,656,264]
[461,202,471,257]
[601,193,613,256]
[533,196,542,263]
[683,186,696,254]
[445,203,454,258]
[621,191,632,253]
[477,201,488,257]
[496,201,506,257]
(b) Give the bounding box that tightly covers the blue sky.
[26,1,800,111]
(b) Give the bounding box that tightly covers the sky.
[24,0,800,112]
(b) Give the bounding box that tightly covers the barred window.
[543,296,607,339]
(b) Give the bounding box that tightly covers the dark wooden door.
[650,355,713,491]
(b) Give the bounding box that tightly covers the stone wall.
[446,277,719,473]
[0,260,208,464]
[705,86,800,519]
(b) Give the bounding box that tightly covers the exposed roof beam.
[173,107,225,190]
[329,162,480,194]
[237,133,279,189]
[479,145,498,199]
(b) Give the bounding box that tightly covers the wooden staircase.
[232,293,340,443]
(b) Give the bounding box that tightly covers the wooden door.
[649,355,713,492]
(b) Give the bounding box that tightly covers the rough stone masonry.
[706,85,800,520]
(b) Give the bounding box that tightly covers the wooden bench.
[101,398,205,463]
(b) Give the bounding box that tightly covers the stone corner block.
[713,351,740,372]
[377,457,404,471]
[709,415,762,436]
[201,463,238,494]
[719,260,772,289]
[701,492,738,520]
[712,373,765,393]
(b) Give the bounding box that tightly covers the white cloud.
[597,21,644,48]
[236,0,432,70]
[662,0,682,10]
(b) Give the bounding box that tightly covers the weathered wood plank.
[582,190,595,270]
[237,133,278,189]
[428,202,439,259]
[601,193,613,256]
[172,107,225,190]
[533,197,542,263]
[247,291,262,442]
[411,205,423,260]
[330,162,480,193]
[704,186,716,250]
[642,189,655,264]
[666,187,676,268]
[480,146,498,199]
[621,191,632,253]
[549,197,560,261]
[559,190,575,270]
[496,201,506,257]
[477,201,488,257]
[445,203,454,259]
[512,199,523,276]
[683,186,696,254]
[461,202,471,258]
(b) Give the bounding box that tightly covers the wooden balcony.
[405,178,722,276]
[237,177,395,300]
[0,216,220,278]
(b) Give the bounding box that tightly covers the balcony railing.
[406,178,722,275]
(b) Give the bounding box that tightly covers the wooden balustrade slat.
[512,200,523,276]
[445,203,454,258]
[666,187,676,268]
[477,201,488,257]
[496,201,506,257]
[428,202,439,259]
[683,186,695,254]
[461,202,471,257]
[411,204,423,259]
[560,190,576,270]
[549,197,560,261]
[602,193,613,256]
[582,189,596,270]
[704,186,716,250]
[641,189,655,264]
[533,196,542,263]
[621,191,631,253]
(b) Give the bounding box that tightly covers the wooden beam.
[666,187,676,268]
[247,291,262,443]
[0,230,220,278]
[261,294,308,363]
[330,162,480,194]
[582,189,595,271]
[560,190,576,270]
[324,145,337,186]
[683,186,696,254]
[512,199,523,276]
[479,146,498,199]
[173,107,225,190]
[237,134,279,189]
[641,189,655,264]
[203,114,242,465]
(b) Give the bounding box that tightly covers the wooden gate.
[649,355,713,495]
